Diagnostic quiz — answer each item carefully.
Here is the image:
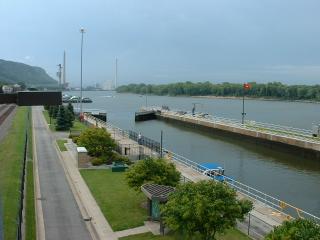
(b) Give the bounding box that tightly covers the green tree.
[52,105,59,119]
[161,180,253,240]
[125,157,181,191]
[265,218,320,240]
[65,108,74,129]
[55,105,69,131]
[67,102,75,119]
[77,128,116,157]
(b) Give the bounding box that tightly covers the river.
[67,90,320,216]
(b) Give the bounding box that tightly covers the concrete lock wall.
[156,113,320,160]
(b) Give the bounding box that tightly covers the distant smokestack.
[63,51,66,85]
[114,57,118,90]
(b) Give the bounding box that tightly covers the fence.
[238,213,275,240]
[16,110,30,240]
[128,130,161,153]
[16,131,28,240]
[0,196,3,240]
[84,113,320,237]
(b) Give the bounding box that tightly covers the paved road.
[33,106,91,240]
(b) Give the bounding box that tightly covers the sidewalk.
[56,137,163,240]
[56,139,118,240]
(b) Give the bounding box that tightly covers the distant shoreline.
[191,95,320,104]
[116,91,320,104]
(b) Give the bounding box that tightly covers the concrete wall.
[78,152,91,168]
[157,113,320,160]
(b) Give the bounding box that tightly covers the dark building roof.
[141,183,175,202]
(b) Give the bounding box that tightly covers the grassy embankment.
[43,110,88,132]
[0,107,35,239]
[26,108,35,240]
[81,169,251,239]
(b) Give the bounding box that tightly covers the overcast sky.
[1,0,320,86]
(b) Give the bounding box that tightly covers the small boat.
[199,162,233,182]
[62,95,71,103]
[69,96,81,103]
[81,97,93,103]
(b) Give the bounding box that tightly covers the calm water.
[68,91,320,216]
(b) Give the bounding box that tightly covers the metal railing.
[128,130,161,153]
[84,113,320,225]
[144,106,320,144]
[164,149,320,224]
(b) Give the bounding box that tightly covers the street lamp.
[80,27,85,118]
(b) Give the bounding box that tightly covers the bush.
[91,157,104,166]
[110,152,132,165]
[77,128,116,157]
[125,157,181,191]
[71,136,79,143]
[265,218,320,240]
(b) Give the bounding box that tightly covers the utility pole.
[63,51,66,89]
[114,57,118,90]
[80,28,85,118]
[145,94,148,108]
[160,130,163,158]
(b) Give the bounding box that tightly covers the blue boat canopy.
[199,162,223,170]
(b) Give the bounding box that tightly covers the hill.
[0,59,58,87]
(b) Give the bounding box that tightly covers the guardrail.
[84,113,320,225]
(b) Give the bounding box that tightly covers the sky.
[1,0,320,86]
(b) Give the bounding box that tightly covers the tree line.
[116,81,320,101]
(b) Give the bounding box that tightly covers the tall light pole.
[80,28,85,117]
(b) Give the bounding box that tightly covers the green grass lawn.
[119,228,251,240]
[0,107,29,239]
[43,109,88,132]
[80,169,147,231]
[26,107,36,240]
[57,139,67,151]
[26,161,35,240]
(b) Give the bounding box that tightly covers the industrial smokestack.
[63,51,66,85]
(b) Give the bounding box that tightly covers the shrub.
[125,157,181,191]
[265,218,320,240]
[77,128,116,157]
[91,157,104,166]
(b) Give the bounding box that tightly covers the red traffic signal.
[243,83,251,90]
